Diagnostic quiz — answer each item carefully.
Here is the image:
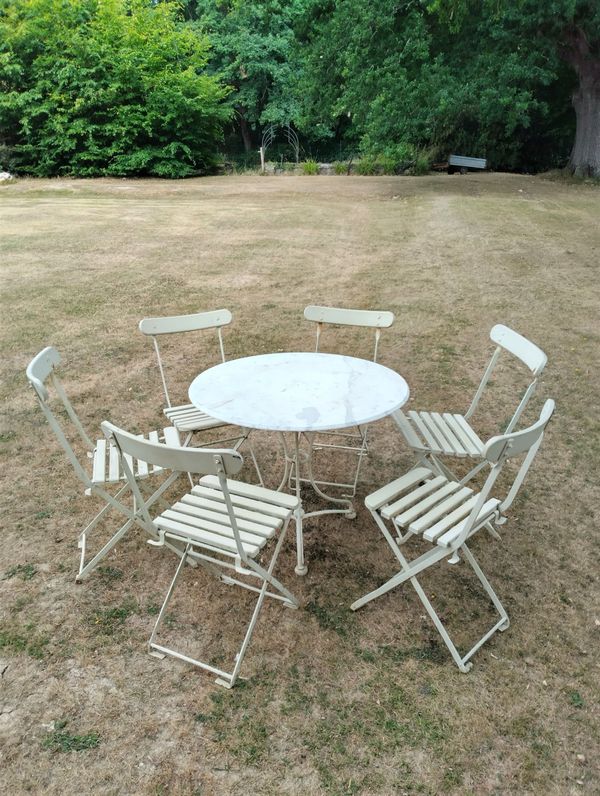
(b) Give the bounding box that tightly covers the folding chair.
[26,346,181,582]
[102,421,299,689]
[139,309,263,484]
[298,305,395,496]
[351,399,555,672]
[393,324,547,484]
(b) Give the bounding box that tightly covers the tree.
[431,0,600,177]
[0,0,230,177]
[297,0,568,170]
[191,0,306,151]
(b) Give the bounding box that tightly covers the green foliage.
[301,159,318,174]
[332,160,349,175]
[42,720,100,752]
[0,0,229,177]
[294,0,584,171]
[191,0,308,150]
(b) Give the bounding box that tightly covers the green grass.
[42,720,100,753]
[0,623,49,659]
[87,597,137,635]
[4,563,37,581]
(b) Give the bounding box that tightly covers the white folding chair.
[393,324,547,483]
[139,309,263,484]
[102,421,299,689]
[351,399,555,672]
[26,347,181,582]
[299,305,395,496]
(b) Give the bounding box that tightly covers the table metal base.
[278,432,356,575]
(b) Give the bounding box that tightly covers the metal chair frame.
[351,400,555,672]
[102,421,299,689]
[296,305,395,496]
[139,309,263,484]
[394,324,547,484]
[26,347,181,581]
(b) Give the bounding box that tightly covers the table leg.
[293,433,308,575]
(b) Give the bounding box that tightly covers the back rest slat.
[26,346,61,401]
[139,309,232,336]
[102,421,243,477]
[304,305,394,329]
[483,399,555,463]
[304,305,395,362]
[490,324,547,374]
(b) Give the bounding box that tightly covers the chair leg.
[148,526,297,688]
[148,542,190,658]
[352,508,511,671]
[77,517,134,582]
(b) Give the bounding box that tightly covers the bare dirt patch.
[1,173,599,795]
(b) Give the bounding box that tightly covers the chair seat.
[155,476,300,559]
[367,467,500,549]
[91,426,180,484]
[394,409,484,458]
[164,404,226,433]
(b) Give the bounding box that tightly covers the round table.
[189,352,409,574]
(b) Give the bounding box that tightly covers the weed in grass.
[4,563,37,581]
[146,601,161,616]
[306,599,356,639]
[0,623,49,659]
[88,597,137,635]
[42,719,100,752]
[568,690,585,708]
[96,566,124,583]
[35,509,53,520]
[10,596,33,614]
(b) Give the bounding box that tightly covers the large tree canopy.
[0,0,229,176]
[0,0,596,175]
[431,0,600,176]
[294,0,576,170]
[189,0,306,151]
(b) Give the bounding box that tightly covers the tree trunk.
[560,26,600,178]
[568,75,600,177]
[236,110,254,152]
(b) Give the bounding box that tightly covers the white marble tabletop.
[188,352,409,432]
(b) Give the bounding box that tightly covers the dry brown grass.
[1,173,599,795]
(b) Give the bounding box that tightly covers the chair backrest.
[454,399,555,549]
[101,420,246,556]
[465,324,547,434]
[304,305,395,362]
[139,309,233,408]
[26,346,95,487]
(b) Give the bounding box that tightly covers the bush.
[412,152,431,175]
[333,161,349,175]
[301,159,319,175]
[0,0,229,178]
[355,155,399,175]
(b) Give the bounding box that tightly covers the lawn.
[0,173,599,795]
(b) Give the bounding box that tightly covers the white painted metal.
[102,421,299,689]
[188,352,409,575]
[26,346,182,581]
[351,399,555,672]
[302,306,395,496]
[139,309,263,485]
[394,324,546,481]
